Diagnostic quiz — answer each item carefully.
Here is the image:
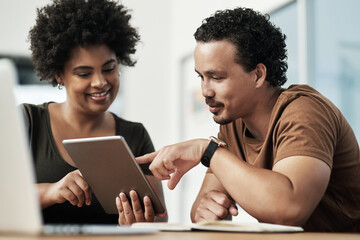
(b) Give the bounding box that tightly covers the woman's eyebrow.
[103,59,116,67]
[72,66,93,71]
[72,59,116,71]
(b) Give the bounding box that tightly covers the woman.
[24,0,167,225]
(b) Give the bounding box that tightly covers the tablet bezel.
[62,136,165,215]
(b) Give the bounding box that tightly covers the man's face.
[194,40,258,124]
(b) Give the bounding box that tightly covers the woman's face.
[58,44,119,115]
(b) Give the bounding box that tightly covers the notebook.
[132,220,304,233]
[0,58,157,236]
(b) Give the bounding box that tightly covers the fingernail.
[120,192,127,200]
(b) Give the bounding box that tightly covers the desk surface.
[1,231,360,240]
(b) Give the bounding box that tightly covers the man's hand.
[136,139,208,190]
[116,190,167,225]
[193,190,238,222]
[46,170,92,207]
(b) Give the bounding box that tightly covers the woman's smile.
[87,88,111,101]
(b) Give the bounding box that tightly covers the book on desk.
[131,220,304,233]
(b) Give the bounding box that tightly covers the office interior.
[0,0,359,224]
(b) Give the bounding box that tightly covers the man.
[137,7,360,232]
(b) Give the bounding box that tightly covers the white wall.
[0,0,291,223]
[0,0,49,55]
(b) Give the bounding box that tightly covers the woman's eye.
[78,73,90,77]
[103,67,115,73]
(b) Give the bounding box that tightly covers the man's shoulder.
[281,84,335,107]
[279,85,341,119]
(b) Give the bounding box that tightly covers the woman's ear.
[55,72,63,84]
[254,63,267,88]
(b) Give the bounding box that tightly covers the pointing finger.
[136,151,158,164]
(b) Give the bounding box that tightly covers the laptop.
[0,58,158,235]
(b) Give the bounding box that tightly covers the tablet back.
[62,136,165,214]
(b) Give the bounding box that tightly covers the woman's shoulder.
[111,113,145,128]
[111,113,149,138]
[21,102,53,110]
[21,102,51,118]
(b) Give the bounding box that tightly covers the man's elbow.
[268,203,309,227]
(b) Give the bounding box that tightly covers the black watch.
[200,136,227,167]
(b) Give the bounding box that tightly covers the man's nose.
[201,80,215,98]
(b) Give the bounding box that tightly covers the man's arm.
[191,171,238,222]
[210,147,331,226]
[137,139,331,226]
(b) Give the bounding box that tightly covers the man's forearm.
[209,148,328,226]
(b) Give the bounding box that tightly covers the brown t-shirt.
[218,85,360,232]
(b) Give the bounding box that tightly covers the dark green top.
[21,102,155,224]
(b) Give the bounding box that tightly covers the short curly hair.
[194,7,288,86]
[29,0,140,86]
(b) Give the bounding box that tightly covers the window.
[311,0,360,140]
[270,1,298,87]
[270,0,360,140]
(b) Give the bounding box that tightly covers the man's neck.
[243,86,281,141]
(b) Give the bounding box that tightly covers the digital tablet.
[62,136,165,214]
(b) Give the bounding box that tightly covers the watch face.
[210,136,227,147]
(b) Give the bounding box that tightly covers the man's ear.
[254,63,267,88]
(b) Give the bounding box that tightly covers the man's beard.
[206,97,231,125]
[213,115,232,125]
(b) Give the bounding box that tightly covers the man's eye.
[212,76,223,80]
[197,74,204,79]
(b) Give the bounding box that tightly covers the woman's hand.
[116,190,166,225]
[39,169,92,208]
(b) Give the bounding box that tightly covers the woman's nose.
[91,73,107,88]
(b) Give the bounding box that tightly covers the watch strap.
[200,140,218,167]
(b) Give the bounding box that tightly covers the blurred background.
[1,0,359,223]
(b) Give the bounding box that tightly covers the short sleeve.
[273,96,339,168]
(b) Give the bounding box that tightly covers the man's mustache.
[205,98,223,107]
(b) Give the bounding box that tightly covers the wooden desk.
[1,231,359,240]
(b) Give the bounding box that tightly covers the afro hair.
[29,0,140,86]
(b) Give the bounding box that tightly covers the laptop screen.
[0,58,43,234]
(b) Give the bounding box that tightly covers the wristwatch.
[200,136,227,167]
